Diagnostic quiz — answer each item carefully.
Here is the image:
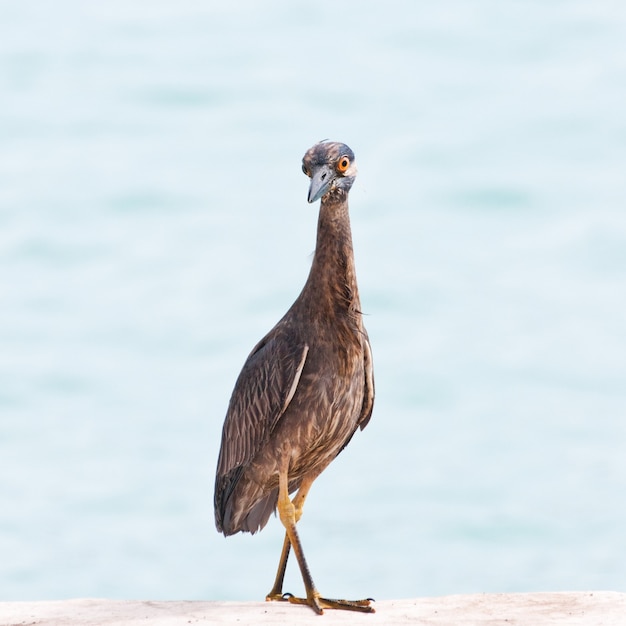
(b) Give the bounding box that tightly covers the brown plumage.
[214,141,374,614]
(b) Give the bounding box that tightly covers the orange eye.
[337,156,350,173]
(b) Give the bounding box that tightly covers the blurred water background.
[1,0,625,603]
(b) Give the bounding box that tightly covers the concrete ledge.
[1,592,624,625]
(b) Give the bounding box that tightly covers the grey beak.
[307,165,334,203]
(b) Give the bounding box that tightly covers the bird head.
[302,141,357,203]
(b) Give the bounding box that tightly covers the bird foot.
[265,591,291,603]
[266,591,375,615]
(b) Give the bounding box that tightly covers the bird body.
[214,141,374,614]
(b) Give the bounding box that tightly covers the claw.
[265,591,291,603]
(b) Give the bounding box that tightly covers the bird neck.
[301,192,361,321]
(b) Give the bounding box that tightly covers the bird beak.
[307,165,334,203]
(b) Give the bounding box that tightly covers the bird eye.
[337,156,350,173]
[302,164,310,177]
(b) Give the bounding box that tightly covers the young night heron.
[214,141,374,615]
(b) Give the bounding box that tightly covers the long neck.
[299,191,361,322]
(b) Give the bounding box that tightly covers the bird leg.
[265,472,374,615]
[266,475,314,600]
[265,533,291,601]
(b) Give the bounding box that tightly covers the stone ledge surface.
[1,592,624,625]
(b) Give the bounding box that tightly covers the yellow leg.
[265,533,291,601]
[266,475,315,601]
[265,472,374,615]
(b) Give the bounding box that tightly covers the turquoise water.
[1,1,625,602]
